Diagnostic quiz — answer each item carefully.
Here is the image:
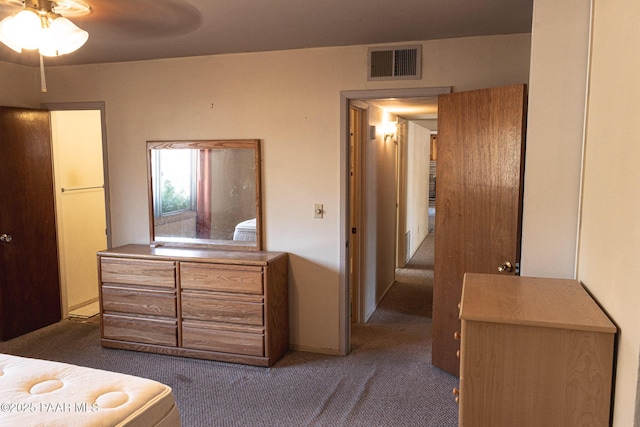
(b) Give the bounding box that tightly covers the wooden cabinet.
[97,244,288,367]
[457,273,616,427]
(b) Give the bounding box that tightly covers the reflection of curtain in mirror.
[196,149,212,238]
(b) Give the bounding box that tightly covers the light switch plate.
[314,204,323,219]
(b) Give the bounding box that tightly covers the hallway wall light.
[383,120,398,142]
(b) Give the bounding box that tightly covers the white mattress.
[233,218,256,241]
[0,353,180,427]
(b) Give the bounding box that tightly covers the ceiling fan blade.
[0,0,22,14]
[74,0,202,40]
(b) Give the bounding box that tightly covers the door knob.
[498,261,513,273]
[0,234,12,243]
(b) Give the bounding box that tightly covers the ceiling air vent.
[368,45,421,81]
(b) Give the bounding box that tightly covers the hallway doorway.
[47,103,111,319]
[340,87,450,353]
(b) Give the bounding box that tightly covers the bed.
[233,218,256,241]
[0,353,180,426]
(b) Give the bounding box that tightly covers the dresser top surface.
[460,273,616,333]
[98,244,286,266]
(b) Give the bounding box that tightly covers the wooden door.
[432,85,527,376]
[0,107,61,340]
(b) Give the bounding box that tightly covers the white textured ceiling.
[0,0,533,67]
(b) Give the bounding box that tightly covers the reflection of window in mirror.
[152,149,199,239]
[153,149,197,216]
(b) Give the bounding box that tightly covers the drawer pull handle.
[454,331,461,340]
[456,350,460,358]
[453,388,460,404]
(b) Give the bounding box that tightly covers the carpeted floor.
[0,234,458,427]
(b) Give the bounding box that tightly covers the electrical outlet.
[314,204,324,219]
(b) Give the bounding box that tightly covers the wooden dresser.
[97,244,288,367]
[457,273,616,427]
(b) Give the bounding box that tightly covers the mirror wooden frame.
[146,139,262,251]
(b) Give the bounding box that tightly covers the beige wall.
[25,34,530,354]
[0,62,39,107]
[520,0,639,422]
[520,0,591,279]
[362,105,398,319]
[578,0,640,425]
[406,121,431,257]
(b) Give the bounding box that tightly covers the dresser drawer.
[101,258,176,288]
[182,321,264,356]
[102,314,177,346]
[180,262,263,294]
[102,286,177,317]
[182,293,263,326]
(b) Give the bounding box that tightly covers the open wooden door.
[432,85,527,376]
[0,107,61,340]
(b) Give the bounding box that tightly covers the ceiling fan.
[0,0,202,47]
[0,0,202,70]
[0,0,90,56]
[0,0,89,16]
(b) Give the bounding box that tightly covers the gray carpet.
[0,234,458,427]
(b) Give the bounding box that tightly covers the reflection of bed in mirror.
[233,218,256,241]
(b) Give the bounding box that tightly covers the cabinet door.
[0,107,61,340]
[460,320,614,427]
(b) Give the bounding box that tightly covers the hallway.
[393,232,435,317]
[348,232,456,426]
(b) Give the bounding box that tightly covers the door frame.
[339,87,451,355]
[42,102,111,318]
[43,102,111,248]
[348,102,367,324]
[395,117,408,268]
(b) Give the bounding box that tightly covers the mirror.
[147,139,262,251]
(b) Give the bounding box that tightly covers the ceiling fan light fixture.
[0,0,89,56]
[0,16,23,52]
[0,9,42,51]
[40,15,88,56]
